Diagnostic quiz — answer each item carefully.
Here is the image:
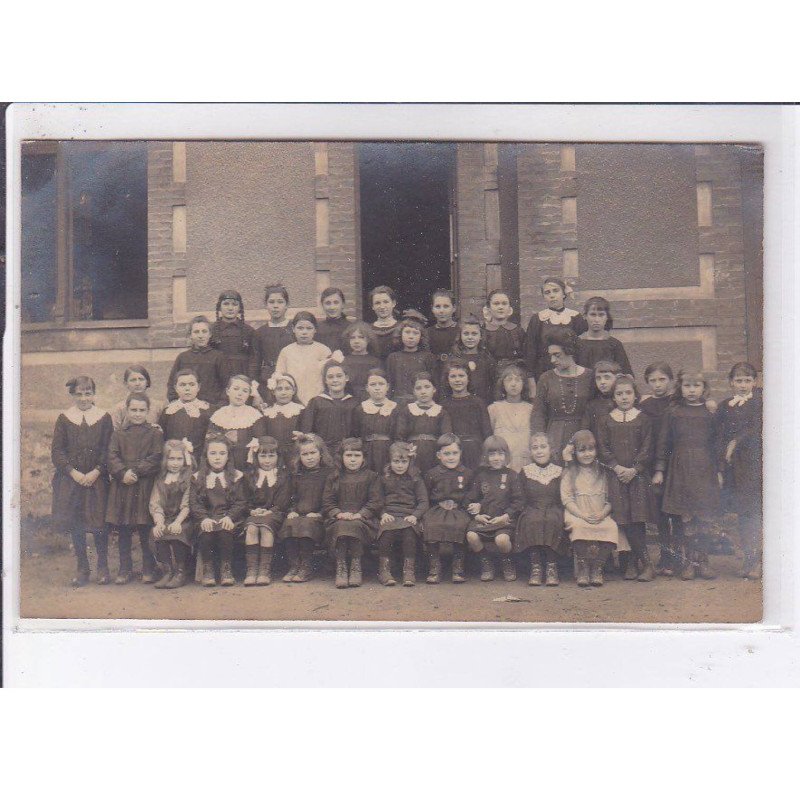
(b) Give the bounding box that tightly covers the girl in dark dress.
[428,288,460,387]
[440,357,492,471]
[252,284,295,405]
[582,359,622,439]
[51,376,114,586]
[386,315,438,404]
[523,277,587,381]
[105,392,164,584]
[210,289,259,387]
[483,289,526,380]
[300,359,359,456]
[653,369,721,581]
[517,433,565,586]
[158,368,212,453]
[260,372,304,464]
[322,438,383,589]
[341,321,381,401]
[206,375,266,472]
[596,375,657,582]
[280,434,335,583]
[715,362,763,579]
[149,439,195,590]
[110,365,163,430]
[576,296,633,375]
[352,368,398,475]
[242,436,291,586]
[378,441,430,587]
[316,287,352,353]
[451,313,497,405]
[465,436,524,582]
[395,372,453,474]
[190,434,248,587]
[421,433,473,584]
[167,316,228,406]
[369,285,401,365]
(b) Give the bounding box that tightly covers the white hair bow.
[181,438,194,466]
[246,437,261,464]
[330,350,345,364]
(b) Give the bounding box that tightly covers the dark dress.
[483,321,525,367]
[105,423,164,526]
[516,462,565,552]
[523,307,587,380]
[428,322,460,385]
[210,318,259,383]
[597,410,657,524]
[371,320,400,364]
[280,465,334,542]
[322,466,383,545]
[158,399,212,453]
[167,347,227,405]
[51,408,113,530]
[421,464,473,544]
[352,400,399,475]
[379,470,430,536]
[299,393,359,455]
[441,394,493,470]
[395,402,453,475]
[576,336,633,375]
[148,478,193,546]
[466,466,524,539]
[582,394,615,439]
[655,402,721,518]
[386,349,438,403]
[451,349,497,406]
[244,467,292,530]
[253,322,294,396]
[262,402,304,463]
[715,393,762,517]
[639,395,672,443]
[342,353,382,401]
[316,315,351,353]
[206,405,267,473]
[189,470,248,530]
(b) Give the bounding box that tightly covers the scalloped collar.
[210,404,263,430]
[610,407,640,423]
[407,402,442,417]
[263,401,304,419]
[164,398,210,418]
[63,405,106,427]
[361,399,397,416]
[523,462,562,485]
[538,307,580,324]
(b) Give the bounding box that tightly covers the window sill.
[22,319,150,332]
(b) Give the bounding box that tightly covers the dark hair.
[487,289,511,305]
[321,358,350,388]
[544,328,579,357]
[672,369,711,403]
[611,374,640,402]
[125,391,151,410]
[247,435,284,481]
[264,284,289,304]
[123,365,152,388]
[442,356,474,397]
[215,289,245,323]
[541,277,567,295]
[196,434,239,496]
[453,314,487,355]
[342,321,377,355]
[412,371,436,394]
[393,317,429,351]
[384,441,421,480]
[431,288,456,306]
[66,375,96,394]
[481,435,511,466]
[436,433,462,453]
[268,373,303,407]
[583,296,614,330]
[292,310,318,332]
[187,315,211,335]
[174,368,200,385]
[368,285,397,306]
[225,374,252,393]
[728,361,758,381]
[644,361,674,381]
[320,286,345,305]
[290,433,334,474]
[338,437,365,461]
[495,362,531,401]
[365,367,389,386]
[593,360,622,375]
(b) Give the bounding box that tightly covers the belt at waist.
[409,434,438,442]
[364,434,391,442]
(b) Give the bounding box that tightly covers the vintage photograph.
[15,136,764,624]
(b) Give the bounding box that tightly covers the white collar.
[538,307,579,324]
[164,472,181,485]
[203,469,242,489]
[319,393,353,402]
[484,319,517,331]
[523,462,562,484]
[407,402,442,417]
[361,399,397,416]
[256,468,277,488]
[263,401,304,419]
[210,404,263,429]
[63,405,106,426]
[372,318,398,329]
[729,393,753,407]
[164,398,210,417]
[610,407,641,422]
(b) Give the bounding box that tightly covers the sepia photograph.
[9,109,767,626]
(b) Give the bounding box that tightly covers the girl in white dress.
[488,363,533,472]
[274,311,335,405]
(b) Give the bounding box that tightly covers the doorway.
[358,142,456,318]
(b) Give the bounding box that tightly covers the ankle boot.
[479,553,495,581]
[140,536,157,584]
[220,556,235,586]
[545,560,560,587]
[402,557,416,587]
[244,545,259,586]
[452,548,466,583]
[154,565,173,589]
[501,557,517,582]
[529,552,543,586]
[116,532,133,584]
[426,547,441,584]
[95,531,110,585]
[71,533,91,587]
[335,553,348,588]
[589,560,604,586]
[680,542,696,580]
[637,544,655,582]
[293,549,313,583]
[166,560,187,589]
[696,551,716,580]
[348,555,362,587]
[576,558,590,587]
[256,549,273,585]
[624,552,639,580]
[378,556,396,586]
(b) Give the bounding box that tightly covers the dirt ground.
[18,523,762,624]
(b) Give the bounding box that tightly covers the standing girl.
[428,288,460,386]
[483,289,526,373]
[111,365,163,430]
[280,433,334,583]
[190,435,248,587]
[523,277,587,381]
[582,360,622,439]
[516,433,564,586]
[252,284,295,404]
[653,370,721,580]
[316,287,352,353]
[465,435,524,582]
[488,363,534,472]
[260,372,304,464]
[576,296,633,375]
[715,362,763,579]
[243,436,291,586]
[149,439,194,589]
[440,357,493,471]
[274,310,333,406]
[352,368,398,475]
[341,321,381,401]
[369,285,401,364]
[105,393,163,584]
[395,371,453,475]
[385,313,438,404]
[323,438,383,588]
[51,376,114,586]
[210,289,258,387]
[206,375,266,472]
[158,369,212,453]
[378,441,429,587]
[167,316,227,406]
[420,434,473,583]
[597,374,657,581]
[300,359,359,456]
[450,313,496,405]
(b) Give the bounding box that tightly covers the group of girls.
[51,279,763,590]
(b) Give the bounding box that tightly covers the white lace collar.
[210,404,263,430]
[202,469,243,489]
[256,468,277,489]
[319,393,353,403]
[164,398,210,417]
[729,393,753,407]
[263,401,304,419]
[610,407,641,422]
[361,399,397,416]
[538,307,580,324]
[164,472,181,485]
[523,462,562,484]
[407,402,442,417]
[63,405,106,426]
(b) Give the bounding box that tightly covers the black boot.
[200,533,216,587]
[257,549,273,585]
[680,540,696,581]
[378,556,396,586]
[452,546,466,583]
[426,545,441,584]
[116,529,133,584]
[529,550,543,586]
[283,538,300,583]
[335,542,348,588]
[94,530,110,585]
[479,553,495,582]
[501,557,517,582]
[545,559,560,587]
[139,527,157,584]
[70,529,91,587]
[576,558,590,588]
[219,533,235,586]
[348,554,362,587]
[154,541,173,588]
[696,550,716,580]
[637,542,656,582]
[402,557,416,587]
[293,541,314,583]
[589,560,604,586]
[244,545,259,586]
[166,543,188,589]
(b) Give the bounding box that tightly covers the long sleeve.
[395,407,410,442]
[358,473,384,520]
[412,475,430,518]
[439,408,453,436]
[213,352,227,404]
[596,415,617,469]
[149,483,165,523]
[299,398,317,434]
[189,477,210,521]
[613,339,633,376]
[275,345,289,380]
[167,353,182,402]
[531,375,549,433]
[227,477,249,523]
[654,408,674,473]
[322,472,341,520]
[107,431,126,479]
[270,473,292,519]
[634,415,654,474]
[477,398,493,440]
[560,470,577,507]
[133,428,164,477]
[507,470,525,519]
[466,471,484,505]
[522,314,541,376]
[50,415,72,471]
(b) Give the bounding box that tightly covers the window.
[21,141,148,324]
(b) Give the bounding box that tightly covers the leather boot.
[576,558,590,587]
[696,551,716,580]
[283,539,299,582]
[624,552,639,580]
[637,542,656,582]
[154,541,173,588]
[116,531,133,585]
[348,555,362,587]
[244,545,259,586]
[426,546,441,584]
[94,530,110,585]
[71,530,91,587]
[166,547,187,589]
[256,549,273,585]
[293,546,313,583]
[220,559,235,586]
[479,553,495,581]
[680,540,696,580]
[452,547,466,583]
[589,560,604,586]
[219,533,235,586]
[335,550,348,588]
[140,529,157,584]
[378,556,396,586]
[200,535,216,586]
[402,557,416,587]
[529,551,543,586]
[501,557,517,582]
[545,560,560,587]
